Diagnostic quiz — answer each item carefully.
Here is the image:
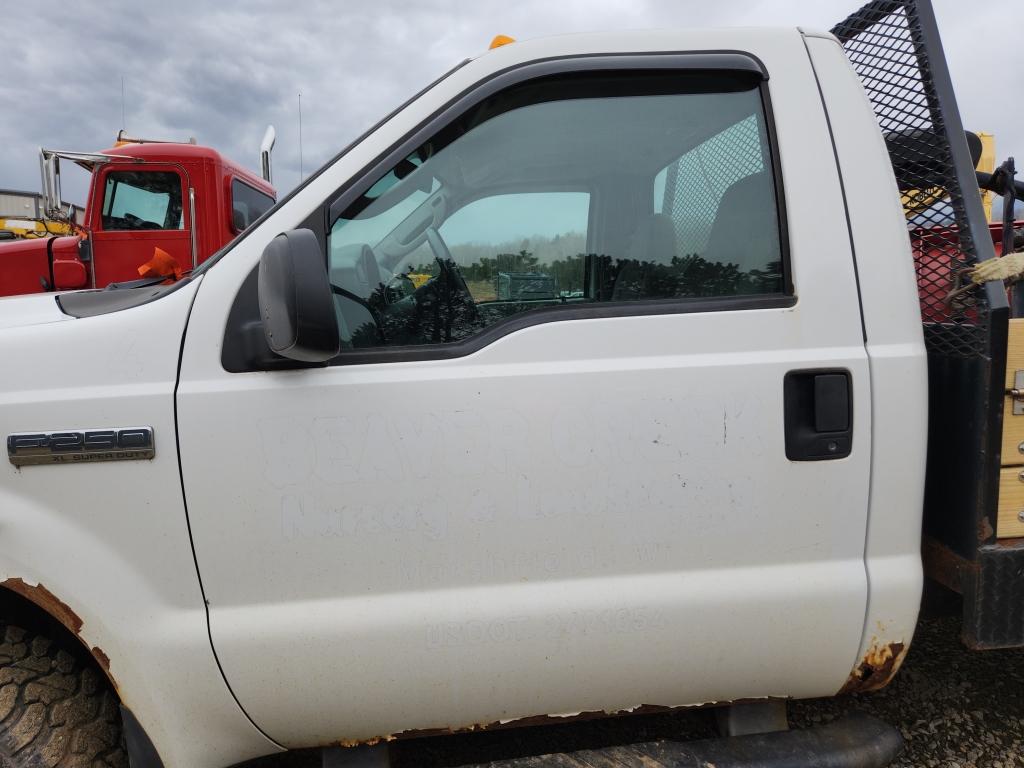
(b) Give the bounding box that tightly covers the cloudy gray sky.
[1,0,1019,205]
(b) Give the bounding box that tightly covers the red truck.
[0,130,277,296]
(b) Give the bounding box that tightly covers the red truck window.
[102,171,183,231]
[231,179,275,232]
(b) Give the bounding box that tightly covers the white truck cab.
[6,1,1003,766]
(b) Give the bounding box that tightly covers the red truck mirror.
[51,237,88,290]
[52,261,87,291]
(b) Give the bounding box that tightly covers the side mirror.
[965,131,983,170]
[258,229,340,363]
[38,148,62,219]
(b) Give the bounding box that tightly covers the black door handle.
[784,369,852,461]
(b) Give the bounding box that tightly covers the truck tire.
[0,619,127,767]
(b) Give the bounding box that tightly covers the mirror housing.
[38,148,62,219]
[965,131,983,170]
[258,229,340,363]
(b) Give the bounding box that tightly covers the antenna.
[121,76,126,131]
[298,90,304,182]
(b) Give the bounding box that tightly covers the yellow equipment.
[900,131,998,222]
[0,217,74,239]
[976,132,996,221]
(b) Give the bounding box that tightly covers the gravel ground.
[790,612,1024,768]
[262,584,1024,767]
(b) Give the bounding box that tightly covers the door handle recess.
[784,369,852,461]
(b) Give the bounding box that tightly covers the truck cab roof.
[99,142,274,198]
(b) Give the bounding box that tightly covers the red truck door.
[90,165,194,286]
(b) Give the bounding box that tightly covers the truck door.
[90,165,193,286]
[177,43,872,747]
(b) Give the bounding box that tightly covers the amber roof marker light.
[489,34,516,49]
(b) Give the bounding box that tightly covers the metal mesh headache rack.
[833,0,1014,647]
[832,0,1002,357]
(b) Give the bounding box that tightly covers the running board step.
[456,713,902,768]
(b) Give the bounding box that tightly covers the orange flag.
[137,247,183,281]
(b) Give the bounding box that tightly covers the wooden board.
[997,465,1024,538]
[1001,318,1024,466]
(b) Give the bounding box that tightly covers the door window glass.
[327,70,785,352]
[652,114,782,294]
[437,192,589,303]
[101,171,183,230]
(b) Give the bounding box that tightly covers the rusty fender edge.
[0,579,164,767]
[0,578,115,681]
[423,713,902,768]
[839,641,909,695]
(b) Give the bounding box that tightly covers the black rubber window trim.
[324,294,795,367]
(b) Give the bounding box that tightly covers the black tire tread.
[0,620,127,768]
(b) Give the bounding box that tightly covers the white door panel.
[177,36,871,746]
[178,306,870,744]
[211,563,863,741]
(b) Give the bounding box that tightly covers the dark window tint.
[327,71,784,352]
[231,179,275,232]
[102,171,183,231]
[650,114,782,297]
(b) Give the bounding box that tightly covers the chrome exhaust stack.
[260,125,276,184]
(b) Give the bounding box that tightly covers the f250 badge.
[7,428,154,467]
